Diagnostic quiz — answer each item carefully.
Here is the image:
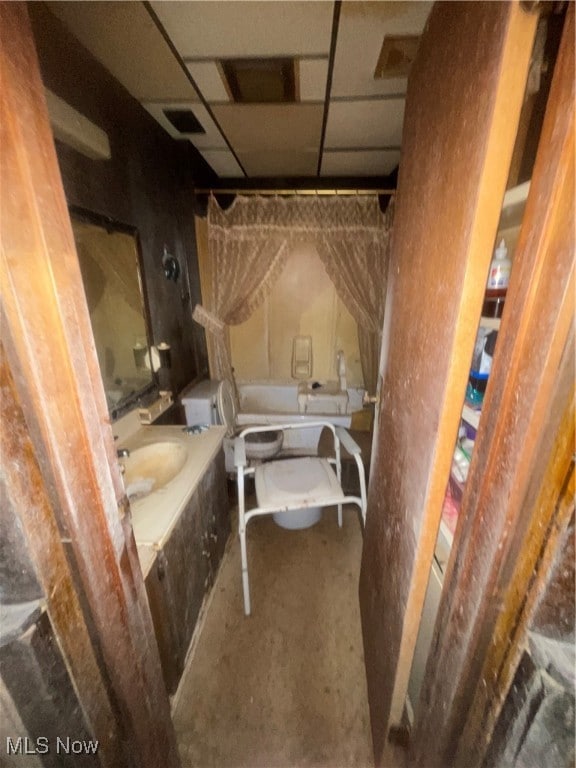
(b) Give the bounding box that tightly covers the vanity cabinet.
[144,450,230,695]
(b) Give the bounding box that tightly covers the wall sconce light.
[162,246,180,282]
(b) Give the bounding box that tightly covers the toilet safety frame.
[234,422,367,615]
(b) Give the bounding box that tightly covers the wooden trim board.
[412,7,574,764]
[0,5,180,765]
[358,3,538,765]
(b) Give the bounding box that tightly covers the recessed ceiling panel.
[324,99,405,149]
[321,149,401,177]
[143,102,227,148]
[199,150,245,178]
[47,1,199,102]
[332,1,432,98]
[212,104,324,153]
[237,150,319,178]
[150,1,333,59]
[186,61,230,102]
[221,58,296,104]
[299,59,329,102]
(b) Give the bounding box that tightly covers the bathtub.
[235,380,365,454]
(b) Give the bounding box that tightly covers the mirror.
[70,209,155,417]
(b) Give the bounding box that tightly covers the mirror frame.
[69,205,158,420]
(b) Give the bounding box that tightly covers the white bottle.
[486,239,511,290]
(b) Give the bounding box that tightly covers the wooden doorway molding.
[358,2,539,765]
[413,6,574,766]
[0,5,180,765]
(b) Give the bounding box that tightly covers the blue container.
[466,371,489,405]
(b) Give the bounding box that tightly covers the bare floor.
[172,505,375,768]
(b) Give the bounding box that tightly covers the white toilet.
[181,379,283,467]
[217,379,284,463]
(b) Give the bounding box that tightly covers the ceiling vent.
[163,109,205,134]
[220,58,296,103]
[374,35,420,79]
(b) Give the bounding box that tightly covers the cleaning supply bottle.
[483,239,511,318]
[487,239,511,289]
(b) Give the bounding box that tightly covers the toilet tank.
[180,379,221,426]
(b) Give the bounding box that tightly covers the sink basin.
[121,442,187,501]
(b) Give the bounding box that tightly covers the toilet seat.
[216,379,237,436]
[255,457,343,510]
[217,379,283,460]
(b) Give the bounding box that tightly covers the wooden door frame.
[0,5,180,765]
[359,4,539,764]
[412,7,574,765]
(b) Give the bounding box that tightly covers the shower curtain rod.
[193,188,395,197]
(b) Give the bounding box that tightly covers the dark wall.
[28,2,213,399]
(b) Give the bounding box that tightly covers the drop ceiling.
[46,1,432,182]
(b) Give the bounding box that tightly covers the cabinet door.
[358,3,538,764]
[199,450,230,579]
[146,489,208,694]
[145,554,182,695]
[145,452,230,695]
[169,488,208,679]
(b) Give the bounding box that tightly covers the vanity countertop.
[121,425,226,550]
[136,544,157,580]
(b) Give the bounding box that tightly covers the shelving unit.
[406,180,531,719]
[479,315,501,331]
[459,180,530,435]
[462,403,481,430]
[399,3,571,749]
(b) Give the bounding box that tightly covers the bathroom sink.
[120,442,187,501]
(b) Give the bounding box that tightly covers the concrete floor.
[172,504,376,768]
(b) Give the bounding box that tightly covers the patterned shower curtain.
[193,193,394,394]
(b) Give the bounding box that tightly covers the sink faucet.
[116,448,130,458]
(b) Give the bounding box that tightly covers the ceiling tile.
[47,1,198,102]
[186,61,230,103]
[143,102,227,148]
[324,99,405,149]
[299,59,329,102]
[212,104,323,153]
[199,150,244,178]
[332,1,432,98]
[321,149,401,177]
[237,150,318,178]
[150,1,333,59]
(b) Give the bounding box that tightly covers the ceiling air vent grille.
[163,109,205,134]
[374,35,420,79]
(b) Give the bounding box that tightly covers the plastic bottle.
[486,239,511,290]
[466,328,498,405]
[483,239,511,318]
